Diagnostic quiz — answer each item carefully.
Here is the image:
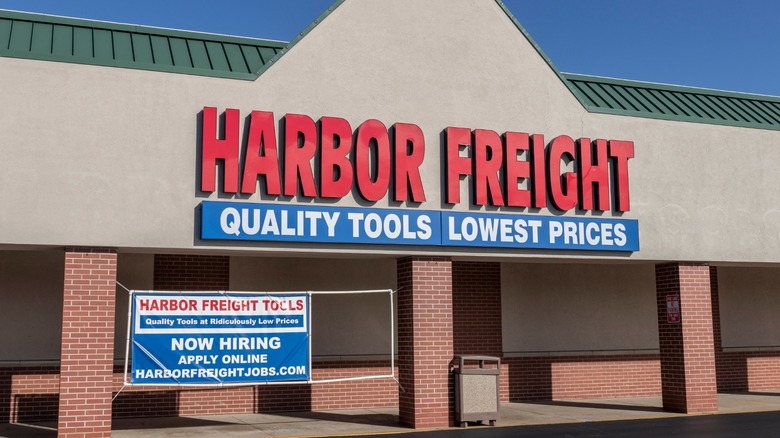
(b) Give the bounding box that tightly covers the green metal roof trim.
[0,9,286,80]
[565,73,780,131]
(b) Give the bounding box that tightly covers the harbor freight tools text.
[200,108,634,212]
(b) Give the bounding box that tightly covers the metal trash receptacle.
[453,355,500,427]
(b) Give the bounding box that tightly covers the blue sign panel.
[201,201,440,245]
[131,293,309,385]
[200,201,639,252]
[441,211,639,251]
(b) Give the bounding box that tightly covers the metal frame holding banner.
[121,289,395,388]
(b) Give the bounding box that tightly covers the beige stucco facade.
[0,0,777,264]
[3,0,780,366]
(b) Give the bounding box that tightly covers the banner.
[130,292,309,385]
[200,201,639,251]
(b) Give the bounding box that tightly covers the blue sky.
[1,0,778,96]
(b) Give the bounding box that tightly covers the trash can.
[453,355,500,427]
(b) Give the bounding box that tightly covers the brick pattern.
[0,366,59,423]
[397,257,453,428]
[2,355,664,422]
[655,262,718,414]
[146,254,397,416]
[503,355,661,401]
[113,361,398,418]
[717,352,780,392]
[452,262,502,358]
[14,256,776,427]
[710,266,780,392]
[9,351,780,423]
[58,247,117,437]
[309,361,399,410]
[1,361,398,422]
[153,254,229,290]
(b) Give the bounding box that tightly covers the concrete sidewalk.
[2,393,780,437]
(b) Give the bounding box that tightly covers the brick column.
[397,257,453,428]
[655,262,717,414]
[58,247,117,437]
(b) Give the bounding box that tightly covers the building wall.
[2,253,399,423]
[114,253,154,357]
[0,0,779,264]
[2,0,780,424]
[0,250,63,361]
[230,256,397,357]
[715,266,780,392]
[0,252,396,361]
[503,354,661,401]
[500,262,661,400]
[718,266,780,348]
[501,262,658,353]
[582,111,780,263]
[5,251,780,422]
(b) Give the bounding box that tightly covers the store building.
[2,0,780,436]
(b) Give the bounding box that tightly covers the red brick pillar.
[655,262,717,413]
[397,257,453,428]
[58,247,117,437]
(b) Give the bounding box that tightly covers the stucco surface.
[230,256,397,356]
[0,250,64,361]
[0,251,153,361]
[719,266,780,348]
[501,262,659,353]
[0,0,778,263]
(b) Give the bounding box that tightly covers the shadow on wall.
[716,351,780,393]
[255,385,312,412]
[503,354,662,401]
[0,362,400,423]
[5,352,780,425]
[0,366,60,424]
[505,357,552,401]
[0,365,315,424]
[505,351,780,402]
[113,391,180,419]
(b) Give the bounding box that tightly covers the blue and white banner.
[131,292,309,385]
[200,201,639,251]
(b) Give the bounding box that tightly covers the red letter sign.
[547,135,577,211]
[320,116,353,199]
[504,131,531,208]
[355,119,391,202]
[241,111,281,195]
[201,107,239,193]
[473,129,504,206]
[578,138,610,211]
[609,140,634,212]
[393,123,426,203]
[530,134,547,208]
[445,127,472,204]
[284,114,318,198]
